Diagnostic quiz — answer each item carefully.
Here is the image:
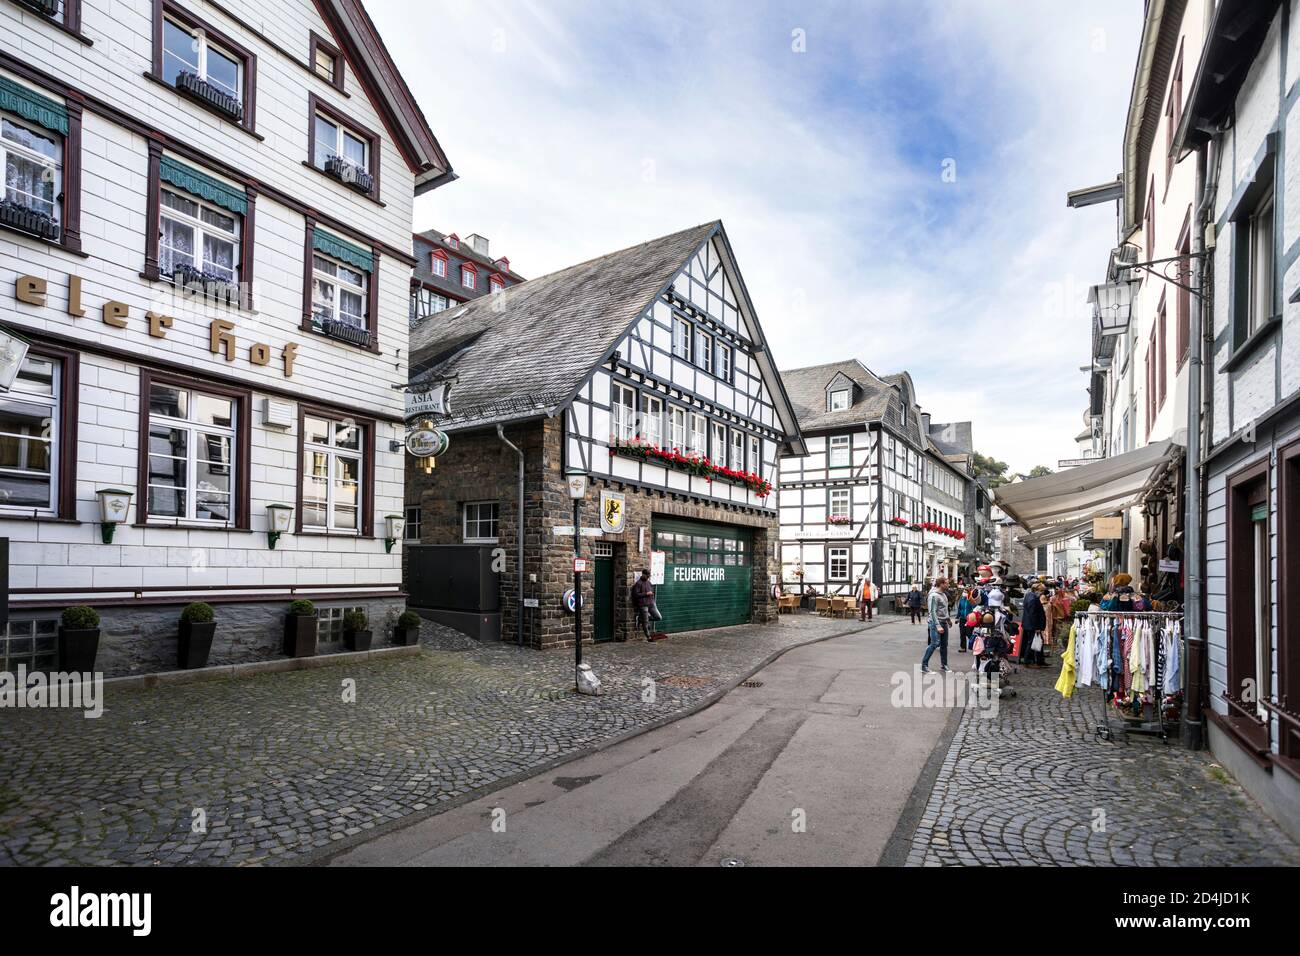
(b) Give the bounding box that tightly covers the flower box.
[0,199,60,242]
[168,263,240,305]
[175,71,243,122]
[887,516,909,527]
[610,438,772,498]
[321,318,372,348]
[325,155,374,194]
[827,515,853,526]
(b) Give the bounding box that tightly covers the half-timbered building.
[406,221,804,647]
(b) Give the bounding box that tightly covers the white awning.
[993,441,1176,535]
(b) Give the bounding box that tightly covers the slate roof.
[780,360,898,432]
[928,421,973,457]
[407,223,722,432]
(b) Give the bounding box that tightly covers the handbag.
[1031,632,1043,652]
[649,601,663,622]
[971,635,985,655]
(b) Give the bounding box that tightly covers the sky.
[369,0,1142,474]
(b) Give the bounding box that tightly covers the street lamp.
[384,513,404,553]
[96,488,132,543]
[266,503,293,549]
[1088,281,1134,336]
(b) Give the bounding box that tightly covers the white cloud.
[370,0,1140,472]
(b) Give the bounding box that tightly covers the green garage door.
[651,518,753,633]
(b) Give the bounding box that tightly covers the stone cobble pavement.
[905,656,1300,866]
[0,612,864,866]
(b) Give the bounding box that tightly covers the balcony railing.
[0,199,60,242]
[324,155,374,194]
[175,71,243,122]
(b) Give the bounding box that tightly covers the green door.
[593,556,615,642]
[650,518,753,633]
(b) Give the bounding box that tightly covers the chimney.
[921,411,931,434]
[464,233,490,257]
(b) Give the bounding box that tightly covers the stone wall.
[407,415,780,649]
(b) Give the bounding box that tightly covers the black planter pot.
[58,627,100,673]
[344,629,372,652]
[177,620,216,669]
[283,614,318,658]
[392,625,420,647]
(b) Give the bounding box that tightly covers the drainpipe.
[496,424,526,647]
[1183,136,1217,750]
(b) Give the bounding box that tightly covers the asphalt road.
[328,616,957,867]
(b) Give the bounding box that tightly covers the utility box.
[406,544,500,641]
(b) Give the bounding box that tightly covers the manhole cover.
[720,857,745,867]
[740,680,764,688]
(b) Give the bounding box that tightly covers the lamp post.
[566,472,588,690]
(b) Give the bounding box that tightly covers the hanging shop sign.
[404,380,452,421]
[13,273,298,377]
[405,425,449,458]
[599,490,626,534]
[1092,516,1123,540]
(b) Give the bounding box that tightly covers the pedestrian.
[630,569,656,641]
[1019,583,1047,667]
[906,583,924,624]
[921,577,952,673]
[955,588,976,652]
[857,574,875,622]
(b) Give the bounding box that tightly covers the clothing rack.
[1071,610,1183,745]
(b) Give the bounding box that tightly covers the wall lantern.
[384,514,404,553]
[0,325,32,393]
[96,488,133,543]
[1088,282,1134,336]
[267,503,293,549]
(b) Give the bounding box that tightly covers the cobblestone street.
[0,614,861,867]
[905,657,1300,867]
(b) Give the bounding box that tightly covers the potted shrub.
[59,605,101,673]
[342,609,372,652]
[394,610,421,646]
[284,599,318,658]
[177,602,216,669]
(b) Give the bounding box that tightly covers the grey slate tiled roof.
[928,421,973,457]
[408,222,720,431]
[780,359,899,432]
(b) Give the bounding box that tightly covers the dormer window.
[431,250,447,277]
[446,234,459,250]
[829,389,849,411]
[461,264,477,289]
[901,405,908,426]
[489,274,504,292]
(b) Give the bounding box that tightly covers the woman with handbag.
[1019,585,1048,667]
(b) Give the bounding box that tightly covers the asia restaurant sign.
[13,273,300,376]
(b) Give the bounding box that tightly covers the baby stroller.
[970,610,1017,698]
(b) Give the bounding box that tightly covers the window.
[0,354,60,515]
[1156,296,1167,410]
[696,329,713,373]
[463,501,499,543]
[711,421,726,461]
[829,435,850,468]
[431,252,447,277]
[829,389,849,411]
[312,253,368,332]
[301,413,364,534]
[310,32,344,90]
[730,430,744,471]
[404,505,420,541]
[461,266,477,289]
[612,383,636,442]
[1145,326,1157,438]
[489,275,504,293]
[159,188,239,282]
[0,617,59,674]
[828,547,849,581]
[669,406,686,453]
[446,234,459,249]
[672,317,691,360]
[829,489,850,519]
[1246,186,1275,338]
[643,395,663,448]
[155,5,252,128]
[1225,462,1271,738]
[689,413,707,457]
[1145,179,1155,262]
[308,96,379,199]
[313,113,367,173]
[749,435,761,475]
[1176,216,1191,367]
[718,344,732,382]
[1,114,60,225]
[146,382,236,524]
[1166,47,1183,183]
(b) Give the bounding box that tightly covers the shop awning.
[993,440,1176,535]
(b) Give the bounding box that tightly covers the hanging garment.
[1077,617,1095,687]
[1056,621,1078,699]
[1097,619,1111,693]
[1163,622,1181,695]
[1120,623,1135,694]
[1130,620,1149,695]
